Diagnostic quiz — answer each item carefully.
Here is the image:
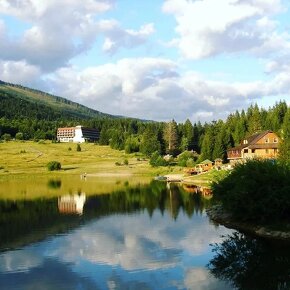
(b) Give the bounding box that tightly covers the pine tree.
[164,119,179,155]
[279,107,290,164]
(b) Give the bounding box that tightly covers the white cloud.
[45,56,289,122]
[184,267,232,290]
[0,60,41,85]
[0,0,153,71]
[98,20,155,54]
[46,212,232,271]
[162,0,287,59]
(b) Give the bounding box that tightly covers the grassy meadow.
[0,140,175,178]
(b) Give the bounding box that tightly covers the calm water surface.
[0,177,289,290]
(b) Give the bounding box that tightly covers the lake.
[0,177,289,290]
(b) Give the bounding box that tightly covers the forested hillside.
[0,81,112,120]
[0,80,288,163]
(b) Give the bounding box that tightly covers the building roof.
[200,159,213,164]
[227,130,277,152]
[248,143,279,149]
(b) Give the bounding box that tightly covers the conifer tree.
[164,119,179,155]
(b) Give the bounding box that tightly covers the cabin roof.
[228,130,277,152]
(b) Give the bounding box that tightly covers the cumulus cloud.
[45,57,289,122]
[162,0,287,59]
[0,0,154,72]
[99,20,155,54]
[0,60,41,85]
[46,212,232,271]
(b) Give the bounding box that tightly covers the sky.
[0,0,289,122]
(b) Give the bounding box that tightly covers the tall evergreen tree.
[279,108,290,164]
[164,119,179,155]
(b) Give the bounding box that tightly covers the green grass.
[0,140,174,179]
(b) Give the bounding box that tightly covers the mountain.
[0,80,114,120]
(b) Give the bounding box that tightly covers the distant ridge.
[0,80,116,120]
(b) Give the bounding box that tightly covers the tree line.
[0,100,289,163]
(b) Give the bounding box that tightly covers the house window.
[265,138,269,143]
[243,140,248,144]
[252,149,255,153]
[273,137,278,143]
[244,149,248,153]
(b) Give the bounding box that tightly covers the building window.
[244,149,248,153]
[273,137,278,143]
[252,149,255,153]
[243,140,248,144]
[265,138,269,143]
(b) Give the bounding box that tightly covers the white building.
[57,125,99,143]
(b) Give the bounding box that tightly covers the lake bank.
[207,204,290,241]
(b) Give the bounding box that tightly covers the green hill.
[0,80,114,120]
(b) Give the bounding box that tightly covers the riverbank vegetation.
[211,159,290,224]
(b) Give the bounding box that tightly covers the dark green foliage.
[123,159,129,165]
[47,161,61,171]
[212,159,290,223]
[76,144,81,152]
[149,151,168,167]
[1,133,11,141]
[209,232,290,290]
[279,107,290,165]
[47,179,62,189]
[15,132,24,140]
[140,125,161,157]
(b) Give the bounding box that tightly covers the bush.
[15,132,24,140]
[212,159,290,223]
[177,151,197,167]
[123,159,129,165]
[150,151,168,167]
[76,144,81,151]
[47,161,62,171]
[1,133,11,141]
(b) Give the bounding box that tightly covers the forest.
[0,80,289,164]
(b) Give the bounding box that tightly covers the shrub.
[150,151,168,167]
[68,147,72,151]
[177,151,197,167]
[115,161,121,166]
[212,159,290,223]
[123,159,129,166]
[76,144,81,151]
[15,132,24,140]
[1,133,11,141]
[47,161,62,171]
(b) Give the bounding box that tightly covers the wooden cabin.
[195,159,213,173]
[227,130,279,165]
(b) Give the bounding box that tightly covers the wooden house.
[227,130,279,165]
[195,159,213,173]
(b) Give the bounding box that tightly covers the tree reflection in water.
[208,232,290,290]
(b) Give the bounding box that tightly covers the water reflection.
[208,232,290,290]
[58,193,86,215]
[1,180,288,289]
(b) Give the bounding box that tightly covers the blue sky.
[0,0,289,122]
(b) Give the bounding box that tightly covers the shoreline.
[207,204,290,241]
